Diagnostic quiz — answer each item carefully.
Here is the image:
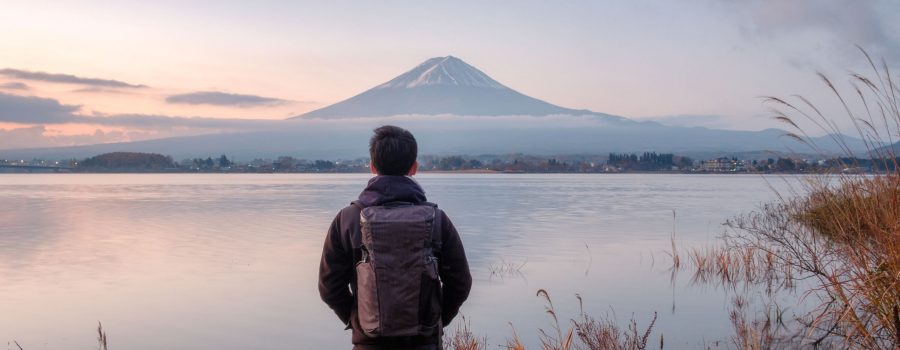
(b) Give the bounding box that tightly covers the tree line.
[62,152,899,174]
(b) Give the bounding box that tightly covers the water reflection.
[0,174,798,349]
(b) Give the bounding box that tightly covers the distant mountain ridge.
[292,56,624,120]
[0,123,865,161]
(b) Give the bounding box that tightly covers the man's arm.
[318,211,354,326]
[438,211,472,326]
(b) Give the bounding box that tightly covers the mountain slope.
[293,56,623,120]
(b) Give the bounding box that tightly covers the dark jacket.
[318,175,472,349]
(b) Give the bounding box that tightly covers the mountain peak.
[374,56,506,89]
[291,55,626,120]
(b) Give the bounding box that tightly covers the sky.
[1,0,899,149]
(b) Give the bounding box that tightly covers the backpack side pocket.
[356,259,380,336]
[418,256,442,334]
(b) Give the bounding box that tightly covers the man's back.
[318,175,472,349]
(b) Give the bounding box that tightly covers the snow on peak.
[375,56,506,89]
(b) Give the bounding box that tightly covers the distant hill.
[291,56,624,121]
[876,141,900,156]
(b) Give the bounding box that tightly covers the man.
[319,125,472,350]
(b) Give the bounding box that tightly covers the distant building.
[702,157,740,172]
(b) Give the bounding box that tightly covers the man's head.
[369,125,418,176]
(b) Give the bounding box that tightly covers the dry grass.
[444,316,488,350]
[672,48,900,349]
[571,295,658,350]
[505,289,576,350]
[447,290,660,350]
[727,295,799,349]
[666,211,680,270]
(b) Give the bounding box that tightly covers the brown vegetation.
[445,290,659,350]
[444,317,488,350]
[671,48,900,349]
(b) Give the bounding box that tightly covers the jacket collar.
[357,175,427,207]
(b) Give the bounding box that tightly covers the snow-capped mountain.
[293,56,623,120]
[374,56,505,89]
[1,55,867,160]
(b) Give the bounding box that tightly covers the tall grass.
[673,48,900,349]
[446,290,660,350]
[571,294,658,350]
[444,317,488,350]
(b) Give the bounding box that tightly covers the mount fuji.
[1,55,867,160]
[292,56,624,121]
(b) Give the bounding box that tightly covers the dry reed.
[446,290,659,350]
[504,291,658,350]
[673,47,900,349]
[444,316,488,350]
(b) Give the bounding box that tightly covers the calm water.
[0,174,801,349]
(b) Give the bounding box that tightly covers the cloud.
[0,92,82,124]
[0,92,279,130]
[729,0,900,65]
[0,68,147,88]
[0,125,51,149]
[70,87,138,94]
[0,82,29,90]
[0,125,134,150]
[166,91,289,107]
[84,113,282,129]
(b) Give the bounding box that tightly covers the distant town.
[1,151,895,174]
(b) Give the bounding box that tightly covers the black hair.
[369,125,418,176]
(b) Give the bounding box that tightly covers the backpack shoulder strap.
[347,201,365,250]
[422,202,442,255]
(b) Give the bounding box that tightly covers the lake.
[0,174,801,349]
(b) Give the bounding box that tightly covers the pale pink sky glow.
[1,0,899,148]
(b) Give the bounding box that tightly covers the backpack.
[353,201,443,338]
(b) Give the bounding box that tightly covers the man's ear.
[407,161,418,176]
[370,162,378,175]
